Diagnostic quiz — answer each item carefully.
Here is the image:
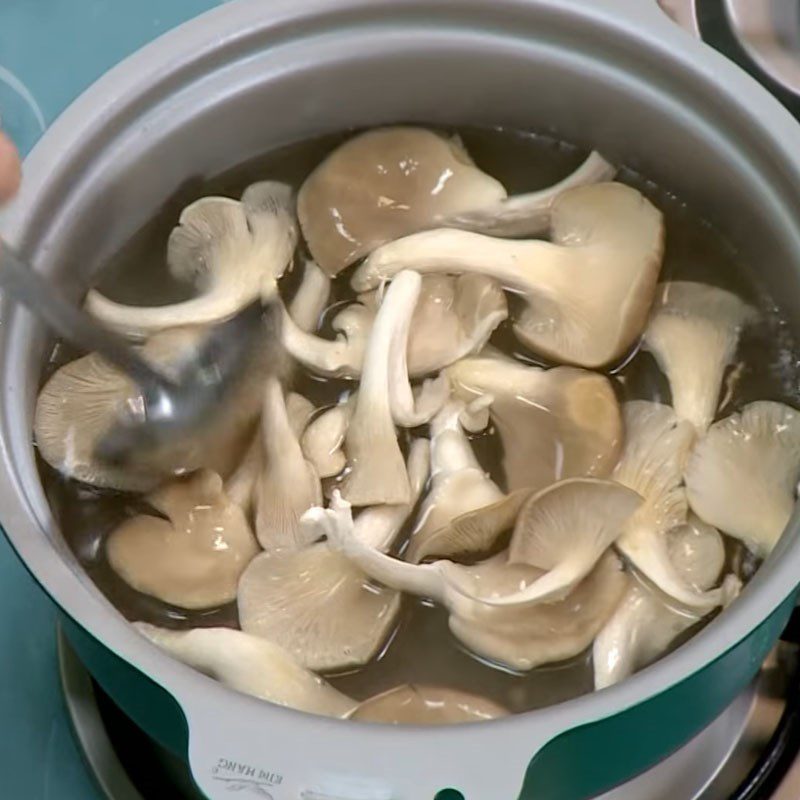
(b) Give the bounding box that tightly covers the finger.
[0,133,22,204]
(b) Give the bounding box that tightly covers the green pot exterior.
[61,592,797,800]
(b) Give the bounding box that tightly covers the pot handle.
[654,0,800,120]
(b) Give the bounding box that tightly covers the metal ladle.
[0,239,274,467]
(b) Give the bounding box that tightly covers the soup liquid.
[39,128,800,713]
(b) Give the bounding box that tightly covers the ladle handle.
[0,238,170,389]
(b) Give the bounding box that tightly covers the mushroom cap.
[238,543,401,672]
[86,182,297,338]
[685,401,800,557]
[34,327,254,490]
[135,623,356,717]
[107,470,259,609]
[297,127,506,276]
[667,514,726,593]
[355,182,664,368]
[350,685,508,725]
[448,357,622,492]
[643,282,758,430]
[301,402,352,479]
[451,552,629,671]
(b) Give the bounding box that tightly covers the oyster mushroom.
[34,327,257,491]
[135,623,356,717]
[685,401,800,557]
[288,259,331,332]
[594,515,739,689]
[360,274,508,377]
[473,478,642,607]
[297,127,506,276]
[299,127,614,275]
[405,400,529,563]
[444,150,616,237]
[447,356,622,492]
[643,282,757,430]
[339,272,431,505]
[301,399,353,479]
[350,685,508,725]
[225,391,314,515]
[86,182,297,338]
[317,492,629,670]
[254,376,322,552]
[612,401,729,610]
[354,182,664,368]
[281,301,373,379]
[106,470,259,609]
[238,440,429,672]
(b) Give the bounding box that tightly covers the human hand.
[0,132,21,204]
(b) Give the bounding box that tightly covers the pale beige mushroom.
[447,356,622,492]
[317,492,628,671]
[354,182,664,368]
[254,376,322,552]
[350,685,508,725]
[612,401,729,610]
[297,127,506,276]
[360,274,508,377]
[593,515,740,689]
[86,182,297,338]
[299,127,614,275]
[288,259,331,332]
[34,327,257,491]
[405,400,529,563]
[474,478,642,607]
[300,400,353,479]
[685,401,800,557]
[106,470,259,609]
[135,623,356,717]
[339,272,430,505]
[643,282,757,430]
[238,441,429,672]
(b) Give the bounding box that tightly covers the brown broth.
[38,127,800,715]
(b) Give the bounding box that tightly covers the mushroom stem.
[288,259,331,332]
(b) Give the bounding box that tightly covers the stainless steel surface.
[725,0,800,96]
[4,2,800,797]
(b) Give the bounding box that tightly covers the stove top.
[2,2,800,799]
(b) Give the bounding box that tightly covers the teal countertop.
[0,2,221,797]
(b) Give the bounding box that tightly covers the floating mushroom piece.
[299,127,614,276]
[443,150,616,237]
[612,401,729,611]
[354,182,664,368]
[297,127,506,276]
[685,401,800,557]
[288,259,331,333]
[475,478,642,607]
[255,376,322,552]
[318,492,628,671]
[594,515,739,689]
[106,470,259,609]
[360,274,508,377]
[34,327,257,491]
[350,684,508,725]
[447,356,622,492]
[281,300,374,379]
[86,182,297,338]
[135,623,356,717]
[301,400,354,479]
[643,282,758,431]
[238,441,430,672]
[340,272,432,505]
[406,400,528,563]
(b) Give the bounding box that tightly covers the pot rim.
[1,0,799,745]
